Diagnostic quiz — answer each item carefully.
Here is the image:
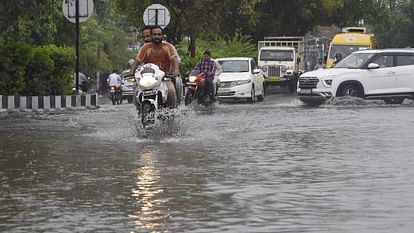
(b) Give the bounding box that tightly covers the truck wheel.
[288,77,297,93]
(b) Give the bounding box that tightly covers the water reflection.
[129,146,169,232]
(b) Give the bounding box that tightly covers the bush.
[0,41,33,95]
[176,33,258,75]
[0,41,75,96]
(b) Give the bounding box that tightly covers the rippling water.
[1,94,414,232]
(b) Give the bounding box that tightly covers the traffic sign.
[143,4,170,29]
[62,0,94,23]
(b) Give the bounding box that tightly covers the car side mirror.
[367,63,380,69]
[253,68,261,74]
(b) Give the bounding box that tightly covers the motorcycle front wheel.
[141,102,155,127]
[184,91,194,105]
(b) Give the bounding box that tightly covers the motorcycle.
[184,69,219,106]
[184,69,208,105]
[109,85,122,105]
[135,63,178,127]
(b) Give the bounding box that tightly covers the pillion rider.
[128,25,180,108]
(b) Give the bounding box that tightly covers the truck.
[257,36,305,93]
[326,27,377,68]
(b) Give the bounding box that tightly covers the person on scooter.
[129,26,179,109]
[194,50,218,101]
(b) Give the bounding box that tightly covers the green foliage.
[0,42,75,96]
[176,33,257,74]
[43,45,76,95]
[0,41,33,95]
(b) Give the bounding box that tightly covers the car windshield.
[333,52,375,69]
[329,45,369,60]
[260,50,294,61]
[218,60,249,72]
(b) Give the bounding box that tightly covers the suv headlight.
[322,76,335,87]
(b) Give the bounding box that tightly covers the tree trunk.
[189,35,196,58]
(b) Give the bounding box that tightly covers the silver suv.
[298,49,414,105]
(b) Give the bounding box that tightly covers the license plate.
[218,88,230,92]
[299,89,312,94]
[267,76,282,81]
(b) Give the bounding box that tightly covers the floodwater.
[1,93,414,233]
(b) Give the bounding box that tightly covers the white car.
[120,70,135,103]
[216,57,265,102]
[298,49,414,105]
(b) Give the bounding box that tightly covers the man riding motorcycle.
[129,25,180,109]
[194,50,218,101]
[107,70,122,104]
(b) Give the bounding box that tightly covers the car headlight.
[260,66,267,72]
[235,80,251,86]
[323,79,333,86]
[322,76,335,87]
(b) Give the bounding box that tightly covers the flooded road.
[1,94,414,233]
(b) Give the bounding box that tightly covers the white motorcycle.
[135,63,182,127]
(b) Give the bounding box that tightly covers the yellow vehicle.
[326,27,377,68]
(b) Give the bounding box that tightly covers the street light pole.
[75,0,80,94]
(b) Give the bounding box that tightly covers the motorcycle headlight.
[189,75,197,82]
[139,75,157,89]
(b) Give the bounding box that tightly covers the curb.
[0,94,99,118]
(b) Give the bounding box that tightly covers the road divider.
[0,94,99,116]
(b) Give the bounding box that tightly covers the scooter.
[136,63,176,127]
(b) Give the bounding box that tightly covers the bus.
[326,27,377,68]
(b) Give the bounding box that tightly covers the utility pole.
[75,0,80,94]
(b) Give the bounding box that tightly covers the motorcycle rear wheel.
[110,93,116,105]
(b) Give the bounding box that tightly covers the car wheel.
[127,96,133,103]
[384,97,404,104]
[337,84,364,98]
[257,84,265,102]
[247,85,255,102]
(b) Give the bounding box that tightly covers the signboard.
[143,4,170,29]
[62,0,94,23]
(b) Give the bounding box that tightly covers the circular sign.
[62,0,94,23]
[143,4,170,29]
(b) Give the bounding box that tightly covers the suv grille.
[299,77,319,89]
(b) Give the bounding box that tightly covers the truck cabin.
[259,49,294,62]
